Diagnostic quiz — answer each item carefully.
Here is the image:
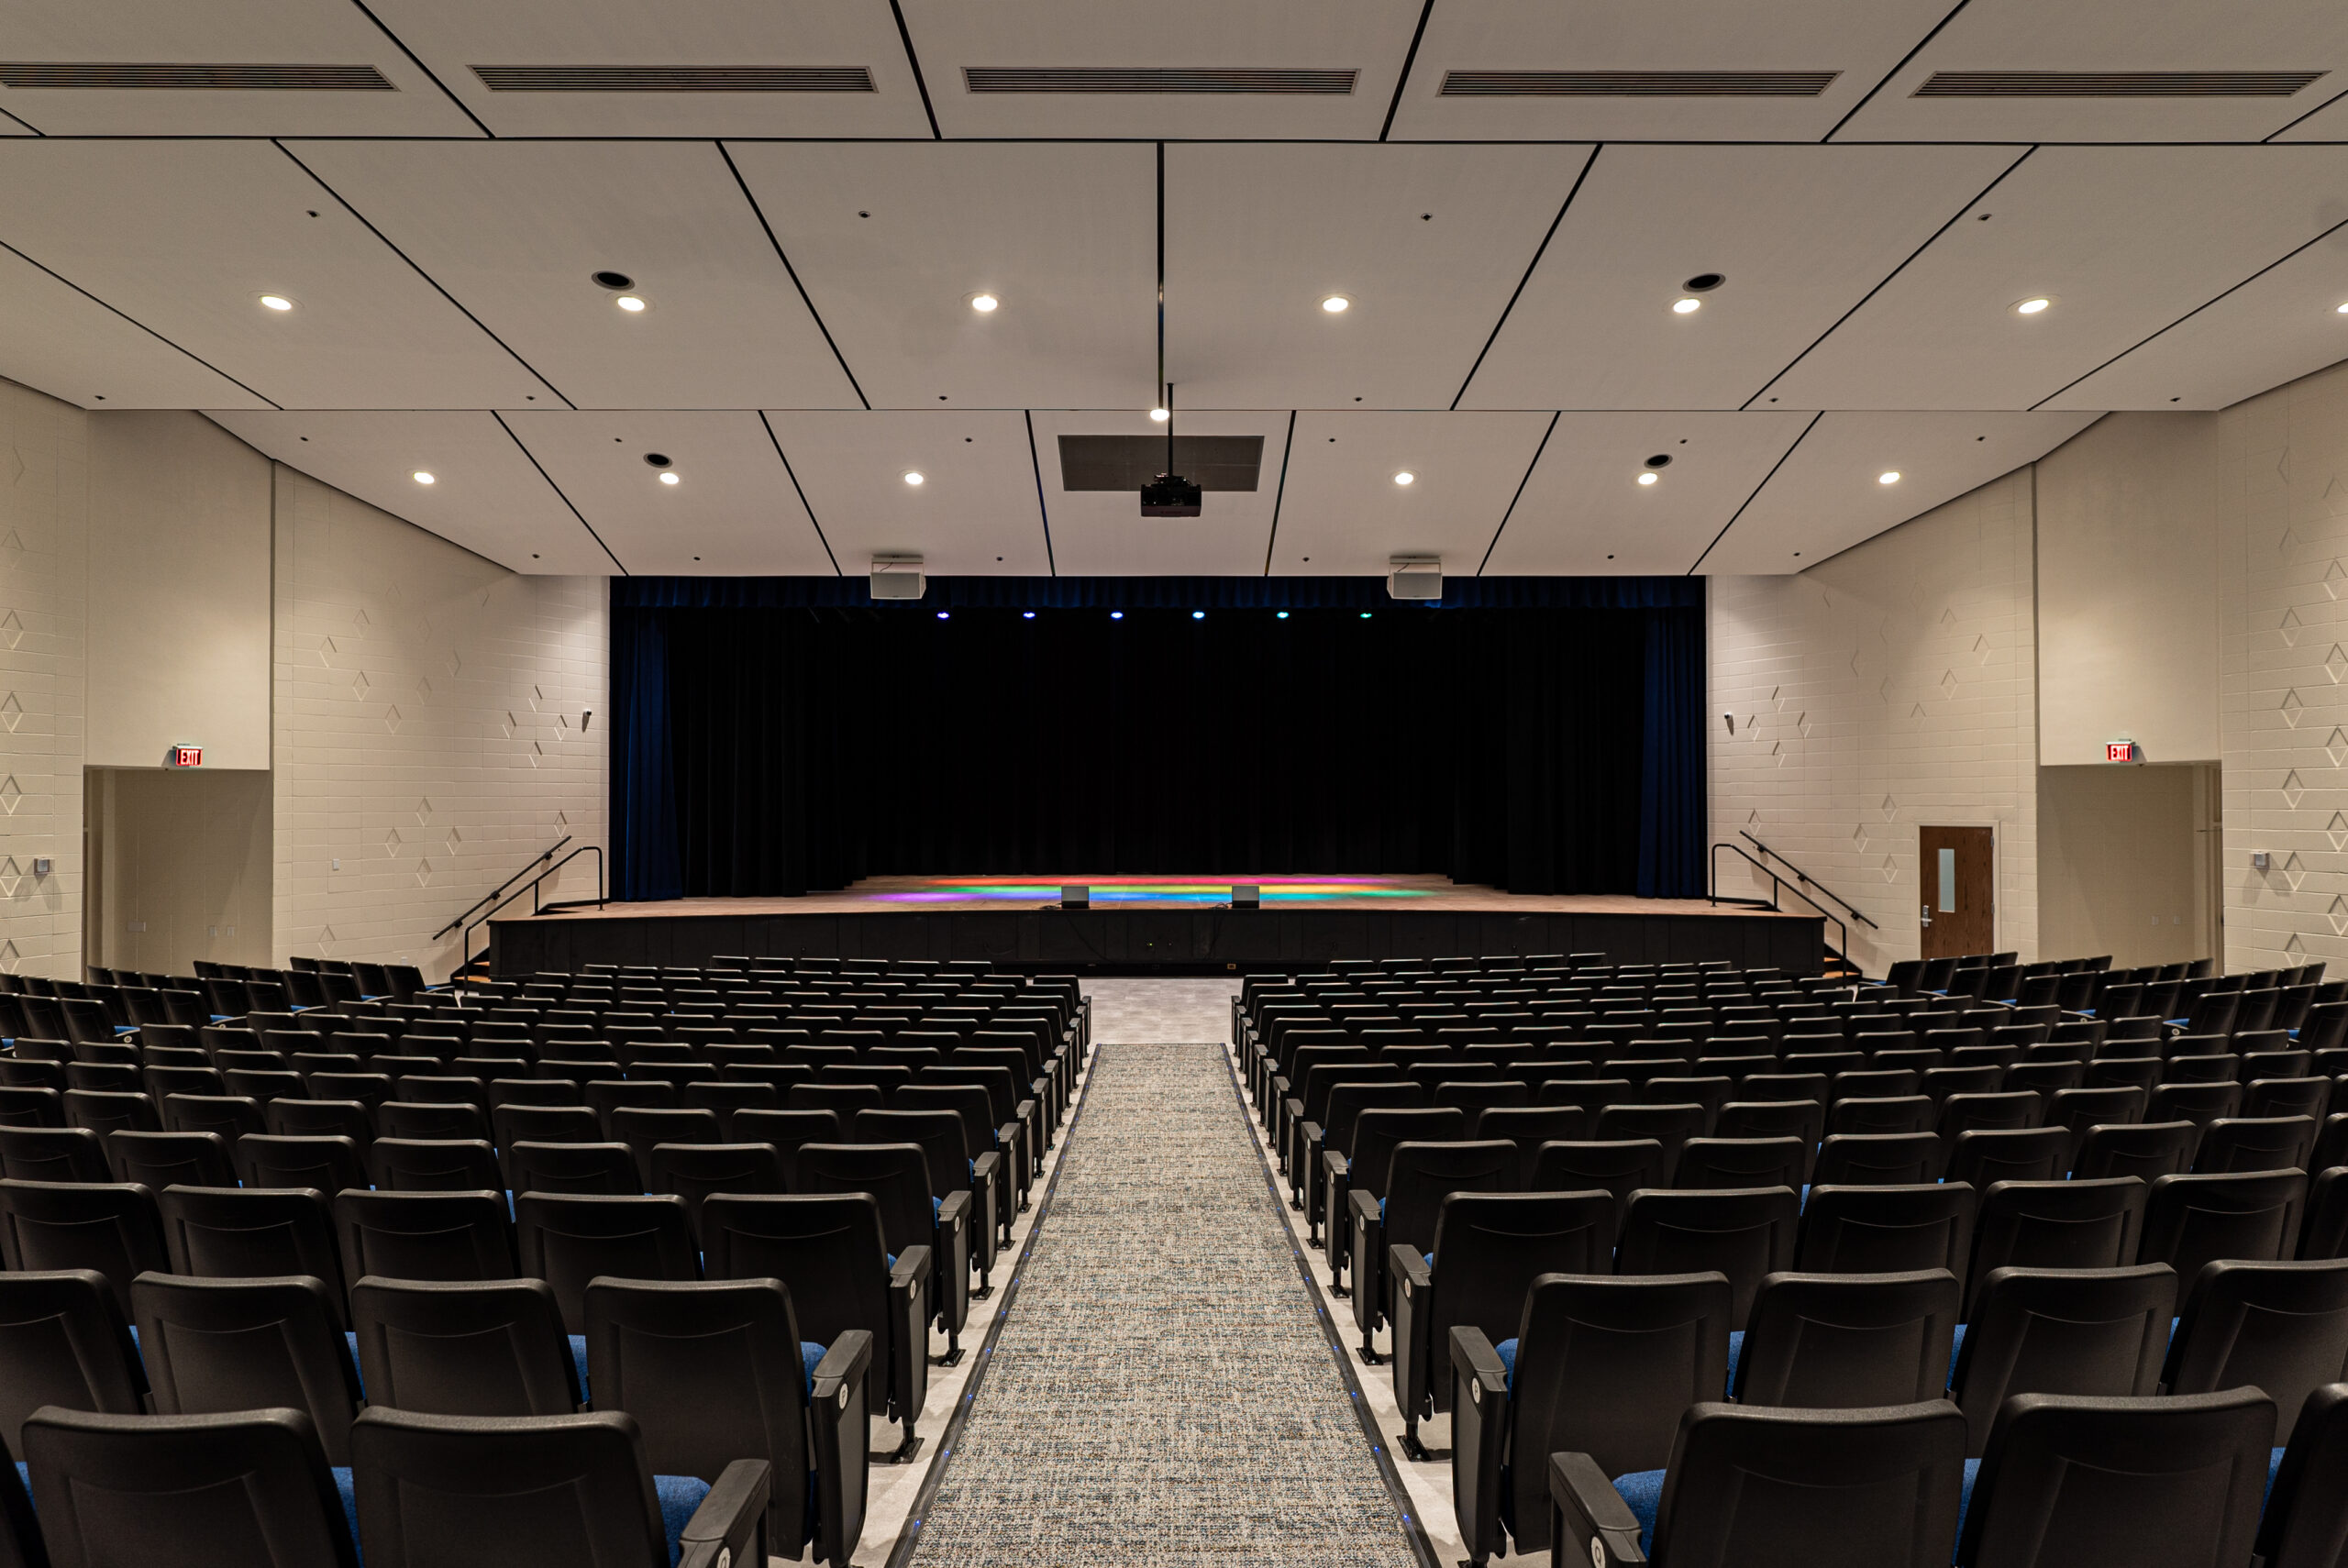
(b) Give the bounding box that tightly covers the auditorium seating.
[1235,951,2348,1565]
[0,955,1089,1568]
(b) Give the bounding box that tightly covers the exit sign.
[2106,740,2136,763]
[168,745,203,767]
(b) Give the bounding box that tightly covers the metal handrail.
[460,845,605,974]
[433,835,573,940]
[1739,831,1880,929]
[1710,841,1852,970]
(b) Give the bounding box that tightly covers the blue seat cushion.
[332,1467,362,1555]
[655,1474,712,1565]
[1611,1469,1665,1554]
[802,1341,826,1396]
[1494,1337,1516,1390]
[1726,1331,1744,1396]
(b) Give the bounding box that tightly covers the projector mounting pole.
[1165,382,1174,472]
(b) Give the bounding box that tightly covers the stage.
[487,875,1826,976]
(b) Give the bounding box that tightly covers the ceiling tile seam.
[1448,142,1601,411]
[1260,410,1298,574]
[1475,409,1559,575]
[1022,409,1055,577]
[2264,82,2348,141]
[716,141,871,411]
[885,0,942,139]
[1379,0,1438,143]
[341,0,494,138]
[759,410,840,577]
[492,408,626,574]
[1819,0,1976,143]
[1739,145,2033,412]
[0,232,279,408]
[273,140,574,407]
[2029,208,2348,410]
[1686,409,1822,574]
[0,104,39,136]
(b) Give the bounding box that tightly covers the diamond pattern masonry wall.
[0,380,86,979]
[2219,359,2348,973]
[1709,470,2040,974]
[271,466,606,982]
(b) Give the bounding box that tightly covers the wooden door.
[1920,825,1995,959]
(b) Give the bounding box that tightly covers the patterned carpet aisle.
[902,1041,1425,1568]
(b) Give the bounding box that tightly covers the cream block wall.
[86,411,271,770]
[1710,470,2040,975]
[271,466,606,983]
[2217,358,2348,974]
[0,379,86,978]
[2035,412,2222,766]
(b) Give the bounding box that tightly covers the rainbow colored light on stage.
[870,876,1431,905]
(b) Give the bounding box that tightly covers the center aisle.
[901,1038,1426,1567]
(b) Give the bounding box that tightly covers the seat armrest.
[1346,1187,1379,1227]
[1390,1246,1435,1419]
[806,1331,874,1568]
[1450,1327,1511,1568]
[938,1188,972,1231]
[1300,1120,1323,1149]
[1449,1325,1507,1395]
[1549,1451,1648,1568]
[891,1243,934,1294]
[676,1457,771,1568]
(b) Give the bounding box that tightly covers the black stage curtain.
[614,580,1705,900]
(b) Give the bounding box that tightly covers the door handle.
[1921,904,1932,927]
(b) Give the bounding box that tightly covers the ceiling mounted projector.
[1388,555,1443,601]
[869,554,925,601]
[1140,381,1202,517]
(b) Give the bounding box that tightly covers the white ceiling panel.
[0,141,558,411]
[285,140,858,412]
[763,410,1047,575]
[503,411,834,577]
[730,143,1157,412]
[0,246,269,411]
[1701,411,2099,574]
[203,409,615,574]
[1029,408,1289,576]
[1485,413,1811,576]
[1462,144,2020,413]
[1268,412,1553,576]
[1763,147,2348,413]
[2043,227,2348,411]
[358,0,932,137]
[1388,0,1952,142]
[1835,0,2348,143]
[1165,144,1592,411]
[0,0,483,136]
[2273,89,2348,141]
[898,0,1424,139]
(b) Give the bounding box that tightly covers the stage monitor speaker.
[1231,885,1261,909]
[1060,885,1090,909]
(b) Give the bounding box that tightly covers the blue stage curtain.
[1638,604,1709,898]
[610,581,1710,902]
[610,602,682,901]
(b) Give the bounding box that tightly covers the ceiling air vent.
[1916,70,2325,96]
[965,67,1356,94]
[470,65,874,92]
[1441,70,1838,96]
[1058,436,1263,493]
[0,62,392,90]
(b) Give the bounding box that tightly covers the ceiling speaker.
[1388,556,1443,602]
[870,555,925,601]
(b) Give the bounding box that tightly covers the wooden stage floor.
[492,876,1823,975]
[527,875,1813,921]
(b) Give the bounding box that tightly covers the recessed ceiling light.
[1148,406,1169,423]
[659,471,681,485]
[1321,295,1351,314]
[969,293,999,313]
[1878,470,1901,485]
[2012,297,2052,315]
[615,295,647,313]
[1672,297,1701,315]
[2336,302,2348,315]
[1393,471,1414,486]
[258,294,294,312]
[903,470,925,486]
[412,471,435,486]
[1637,471,1659,486]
